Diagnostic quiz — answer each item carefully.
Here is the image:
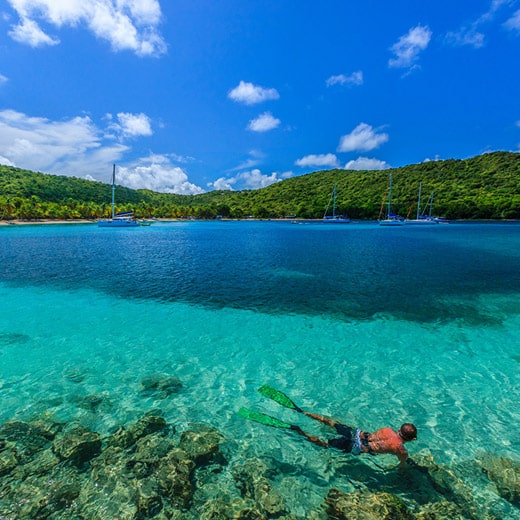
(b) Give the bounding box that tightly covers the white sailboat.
[98,165,140,228]
[404,183,439,225]
[322,184,350,223]
[379,173,403,226]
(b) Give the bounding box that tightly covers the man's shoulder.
[374,427,397,437]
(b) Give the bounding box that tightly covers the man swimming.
[239,385,417,466]
[295,409,417,466]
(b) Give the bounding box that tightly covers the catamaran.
[98,165,140,228]
[322,184,350,223]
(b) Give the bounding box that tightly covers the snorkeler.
[239,385,417,466]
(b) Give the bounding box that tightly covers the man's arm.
[397,447,409,467]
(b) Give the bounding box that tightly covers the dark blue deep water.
[1,221,519,324]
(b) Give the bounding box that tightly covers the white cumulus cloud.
[326,71,363,87]
[228,81,280,105]
[337,123,389,153]
[0,109,204,193]
[344,157,391,170]
[108,112,153,138]
[208,169,291,191]
[247,112,281,132]
[389,25,432,69]
[120,155,204,194]
[0,109,126,174]
[6,0,166,56]
[295,154,338,168]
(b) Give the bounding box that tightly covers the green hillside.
[0,151,519,220]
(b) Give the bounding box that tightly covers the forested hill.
[0,151,519,220]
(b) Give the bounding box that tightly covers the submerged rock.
[234,457,290,518]
[157,448,197,509]
[179,423,226,465]
[107,425,136,449]
[106,414,171,451]
[52,423,101,464]
[140,374,183,398]
[0,441,17,477]
[0,332,30,346]
[12,447,60,479]
[415,500,470,519]
[63,366,88,383]
[324,488,415,520]
[0,419,56,462]
[198,495,268,520]
[477,453,520,507]
[70,392,111,411]
[0,466,81,519]
[79,474,140,519]
[129,414,169,441]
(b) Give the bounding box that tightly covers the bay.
[1,220,519,517]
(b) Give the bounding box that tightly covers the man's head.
[399,423,417,442]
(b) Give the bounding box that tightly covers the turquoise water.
[1,221,520,516]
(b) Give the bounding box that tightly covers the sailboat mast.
[387,173,393,216]
[111,164,116,219]
[332,184,337,218]
[416,182,422,219]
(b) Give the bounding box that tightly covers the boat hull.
[322,217,350,224]
[379,219,404,226]
[98,219,140,227]
[403,219,438,225]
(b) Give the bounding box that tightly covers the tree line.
[1,151,519,221]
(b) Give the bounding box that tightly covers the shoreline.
[0,219,95,226]
[1,218,519,226]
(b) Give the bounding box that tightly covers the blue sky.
[0,1,519,193]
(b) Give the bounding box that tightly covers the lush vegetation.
[0,151,519,220]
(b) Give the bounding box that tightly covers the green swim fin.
[257,384,302,412]
[238,407,293,429]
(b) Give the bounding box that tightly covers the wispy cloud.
[389,25,432,69]
[337,123,389,153]
[247,112,281,132]
[228,81,280,105]
[209,169,291,191]
[445,28,485,48]
[326,71,363,87]
[344,157,391,170]
[0,108,205,194]
[8,17,59,47]
[6,0,166,56]
[504,9,520,32]
[228,150,265,172]
[446,0,516,48]
[0,74,8,85]
[295,154,338,168]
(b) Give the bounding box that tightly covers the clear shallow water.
[1,221,520,516]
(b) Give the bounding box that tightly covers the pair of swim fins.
[238,384,303,429]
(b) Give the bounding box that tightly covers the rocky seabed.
[1,376,520,519]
